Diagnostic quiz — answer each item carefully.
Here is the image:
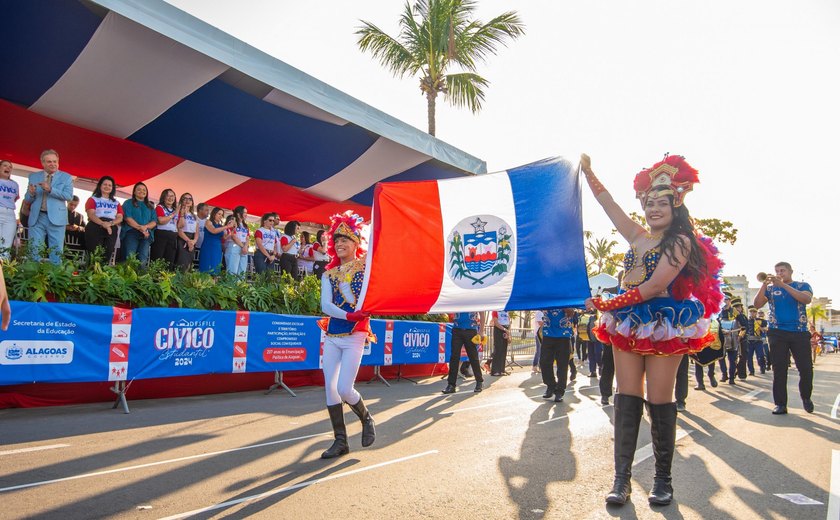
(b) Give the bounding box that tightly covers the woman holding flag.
[318,210,376,459]
[581,153,723,506]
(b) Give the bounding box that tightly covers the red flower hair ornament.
[633,154,699,208]
[325,210,367,270]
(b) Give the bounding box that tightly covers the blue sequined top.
[622,246,660,288]
[325,259,366,336]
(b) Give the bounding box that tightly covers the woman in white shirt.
[175,193,198,271]
[84,175,124,263]
[0,160,20,259]
[253,213,278,275]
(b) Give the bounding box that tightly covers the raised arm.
[204,219,229,235]
[580,154,646,243]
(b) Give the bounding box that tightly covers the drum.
[690,320,724,366]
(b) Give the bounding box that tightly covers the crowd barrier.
[0,301,451,412]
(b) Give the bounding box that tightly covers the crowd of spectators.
[4,150,331,279]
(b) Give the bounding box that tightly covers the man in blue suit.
[24,150,74,264]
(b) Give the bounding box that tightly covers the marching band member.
[539,308,576,402]
[318,211,376,459]
[746,306,768,374]
[754,262,814,415]
[442,311,486,394]
[582,153,723,506]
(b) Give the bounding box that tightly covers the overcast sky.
[168,0,840,303]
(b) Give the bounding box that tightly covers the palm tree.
[357,0,525,135]
[807,303,828,328]
[586,236,620,276]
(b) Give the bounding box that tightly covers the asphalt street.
[1,354,838,520]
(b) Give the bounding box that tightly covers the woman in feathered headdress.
[318,210,376,459]
[581,153,724,507]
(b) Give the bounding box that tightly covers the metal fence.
[481,326,540,367]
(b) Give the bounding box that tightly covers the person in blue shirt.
[443,312,486,394]
[753,261,814,415]
[539,308,576,402]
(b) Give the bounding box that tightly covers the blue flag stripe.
[507,157,590,310]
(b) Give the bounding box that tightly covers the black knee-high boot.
[321,404,349,459]
[347,397,376,447]
[606,394,645,505]
[647,401,677,505]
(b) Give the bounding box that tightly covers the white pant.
[0,208,17,259]
[322,332,366,406]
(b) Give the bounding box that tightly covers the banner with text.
[0,302,113,385]
[0,302,452,385]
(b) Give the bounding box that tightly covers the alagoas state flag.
[357,156,590,314]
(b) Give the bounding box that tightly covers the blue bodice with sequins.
[327,268,365,336]
[622,246,661,288]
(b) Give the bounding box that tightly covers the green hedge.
[4,252,445,322]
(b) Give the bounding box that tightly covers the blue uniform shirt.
[765,281,812,332]
[452,312,480,330]
[542,309,574,338]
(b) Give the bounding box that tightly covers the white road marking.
[831,393,840,420]
[158,450,439,520]
[440,399,518,414]
[0,444,70,456]
[633,429,692,466]
[0,433,328,493]
[774,493,822,505]
[828,450,840,520]
[740,389,764,400]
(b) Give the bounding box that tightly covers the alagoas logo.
[447,215,513,289]
[0,341,74,365]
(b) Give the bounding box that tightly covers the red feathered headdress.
[634,154,699,207]
[325,210,367,270]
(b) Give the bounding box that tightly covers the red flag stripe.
[362,180,444,313]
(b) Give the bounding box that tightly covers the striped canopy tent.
[1,0,485,223]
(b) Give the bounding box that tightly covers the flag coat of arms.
[357,156,590,314]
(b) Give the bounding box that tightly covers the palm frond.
[445,72,488,113]
[356,20,418,77]
[455,12,525,68]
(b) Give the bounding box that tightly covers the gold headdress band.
[333,221,361,243]
[633,155,698,207]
